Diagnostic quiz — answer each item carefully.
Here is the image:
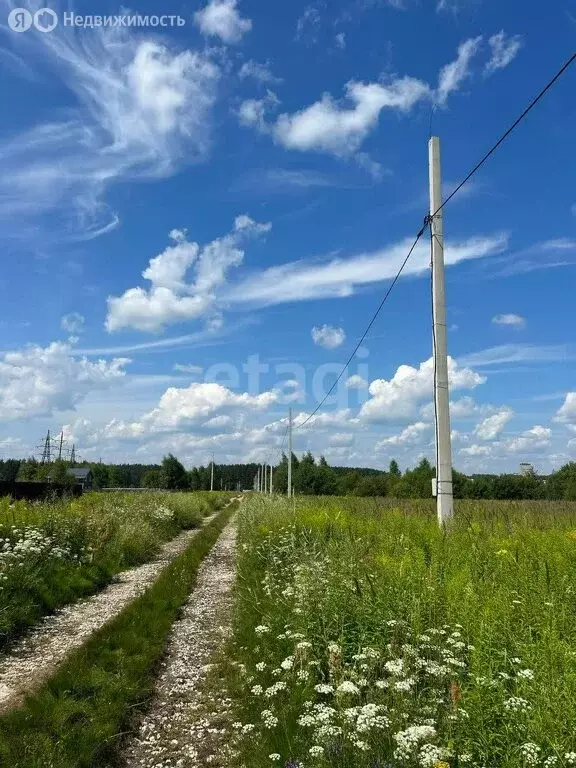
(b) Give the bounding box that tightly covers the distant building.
[519,463,535,476]
[68,467,93,490]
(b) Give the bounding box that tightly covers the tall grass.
[226,496,576,767]
[0,491,231,649]
[0,503,236,767]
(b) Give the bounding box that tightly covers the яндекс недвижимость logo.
[8,7,58,32]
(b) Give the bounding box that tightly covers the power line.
[296,226,428,430]
[295,49,576,433]
[436,51,576,215]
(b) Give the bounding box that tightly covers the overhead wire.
[294,49,576,433]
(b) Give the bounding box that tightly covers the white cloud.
[238,90,280,130]
[474,408,514,440]
[436,0,477,13]
[436,37,482,106]
[461,425,552,459]
[503,425,551,453]
[335,32,346,50]
[376,421,432,449]
[61,313,85,334]
[194,0,252,43]
[240,38,493,161]
[346,374,368,390]
[0,16,219,240]
[555,393,576,424]
[272,78,430,156]
[311,324,346,349]
[492,313,526,329]
[106,215,271,333]
[328,432,355,447]
[144,382,277,430]
[485,31,522,76]
[360,356,485,423]
[450,396,480,418]
[459,344,572,367]
[460,443,492,457]
[296,3,325,43]
[238,60,281,84]
[227,234,507,308]
[173,364,204,375]
[0,342,128,421]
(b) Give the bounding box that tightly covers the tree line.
[1,454,575,501]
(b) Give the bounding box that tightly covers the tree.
[90,464,110,490]
[143,468,164,489]
[389,459,401,477]
[50,460,75,486]
[17,458,40,481]
[161,454,188,490]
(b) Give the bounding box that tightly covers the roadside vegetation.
[224,495,576,767]
[0,490,231,649]
[0,503,236,767]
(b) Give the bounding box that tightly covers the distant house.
[68,468,93,490]
[47,467,93,490]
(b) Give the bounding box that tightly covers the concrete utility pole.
[269,465,273,495]
[429,136,454,526]
[257,466,261,492]
[287,408,293,497]
[210,452,214,491]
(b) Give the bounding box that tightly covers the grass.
[0,500,236,767]
[0,491,232,649]
[223,495,576,768]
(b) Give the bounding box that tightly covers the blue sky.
[0,0,574,473]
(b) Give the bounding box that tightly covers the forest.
[1,453,575,500]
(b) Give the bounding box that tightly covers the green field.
[225,495,576,767]
[0,490,231,648]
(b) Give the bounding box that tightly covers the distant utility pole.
[429,136,454,526]
[57,431,64,461]
[262,464,267,493]
[71,445,76,465]
[287,408,293,497]
[210,452,214,491]
[257,466,261,492]
[269,464,273,495]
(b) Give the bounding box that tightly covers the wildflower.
[281,656,294,671]
[309,746,324,757]
[255,625,271,635]
[336,681,360,695]
[565,754,576,765]
[269,754,281,762]
[251,685,264,695]
[385,659,405,676]
[520,743,540,766]
[354,740,369,751]
[504,696,531,712]
[261,709,279,728]
[265,682,287,697]
[314,684,334,694]
[256,662,267,672]
[394,678,415,692]
[517,668,534,680]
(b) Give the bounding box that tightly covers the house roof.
[69,468,92,480]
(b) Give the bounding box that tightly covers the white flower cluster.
[0,524,86,588]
